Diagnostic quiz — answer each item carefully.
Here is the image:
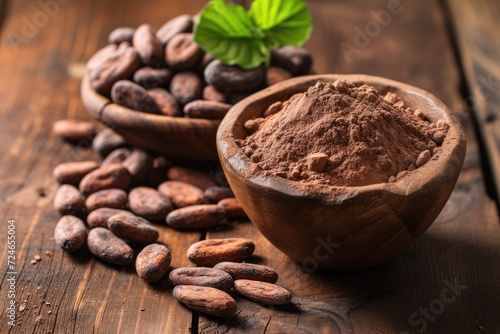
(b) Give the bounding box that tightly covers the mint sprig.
[194,0,312,70]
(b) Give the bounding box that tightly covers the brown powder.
[237,80,448,188]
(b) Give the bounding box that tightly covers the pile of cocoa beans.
[87,15,313,119]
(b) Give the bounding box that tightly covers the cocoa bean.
[204,186,234,203]
[79,164,131,196]
[271,46,312,76]
[135,243,171,282]
[202,85,227,103]
[54,184,85,216]
[169,72,202,106]
[53,161,100,185]
[101,148,131,168]
[233,279,292,305]
[87,207,134,229]
[167,166,216,190]
[111,80,161,114]
[92,128,129,157]
[52,119,96,143]
[187,238,255,266]
[183,100,232,120]
[217,198,247,220]
[169,267,233,290]
[88,42,141,96]
[266,66,293,86]
[165,33,203,70]
[204,59,265,93]
[173,285,237,317]
[108,214,159,243]
[54,216,88,252]
[85,188,128,212]
[87,227,134,265]
[157,15,193,45]
[108,27,135,44]
[158,181,208,207]
[166,204,225,229]
[122,148,153,183]
[214,262,278,283]
[133,67,173,89]
[133,24,163,66]
[147,88,182,117]
[129,187,173,220]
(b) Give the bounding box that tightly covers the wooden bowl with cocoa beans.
[217,74,466,271]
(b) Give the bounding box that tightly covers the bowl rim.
[217,74,466,202]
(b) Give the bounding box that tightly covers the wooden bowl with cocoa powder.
[81,74,221,163]
[217,74,466,271]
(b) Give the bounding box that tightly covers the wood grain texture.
[445,0,500,205]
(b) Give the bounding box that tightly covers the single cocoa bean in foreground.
[217,198,248,220]
[129,187,173,221]
[52,119,96,143]
[187,238,255,266]
[92,128,129,157]
[85,188,128,212]
[204,59,265,93]
[108,27,135,44]
[167,166,216,190]
[169,72,202,106]
[234,279,292,305]
[165,33,203,70]
[133,67,173,89]
[111,80,161,114]
[53,161,100,185]
[158,181,208,208]
[108,214,159,243]
[54,215,88,252]
[79,164,131,196]
[166,204,225,230]
[54,184,85,216]
[156,15,193,45]
[133,24,163,66]
[147,88,182,117]
[204,186,234,203]
[173,285,237,317]
[169,267,233,291]
[183,100,232,120]
[87,227,134,265]
[214,262,278,283]
[136,243,171,282]
[87,207,134,229]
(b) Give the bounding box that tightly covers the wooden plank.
[0,0,209,333]
[201,0,500,333]
[445,0,500,206]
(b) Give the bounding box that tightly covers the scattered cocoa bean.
[214,262,278,283]
[187,238,255,266]
[85,188,128,212]
[92,128,129,157]
[217,198,248,220]
[183,100,232,120]
[108,27,135,44]
[147,88,182,117]
[54,215,88,252]
[101,148,131,168]
[52,119,96,143]
[169,72,202,106]
[165,33,203,70]
[169,267,233,290]
[158,181,208,207]
[79,164,131,196]
[133,24,163,66]
[204,186,234,203]
[173,285,237,317]
[271,46,313,76]
[53,161,100,185]
[133,67,173,89]
[167,166,216,190]
[204,59,265,93]
[202,85,227,103]
[233,279,292,305]
[136,243,171,282]
[129,187,173,220]
[157,15,193,45]
[166,204,225,229]
[87,207,134,229]
[87,227,134,265]
[266,66,293,86]
[54,184,85,216]
[108,214,159,243]
[111,80,161,114]
[122,148,153,183]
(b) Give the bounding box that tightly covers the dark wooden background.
[0,0,499,333]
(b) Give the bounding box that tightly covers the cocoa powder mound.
[237,80,448,188]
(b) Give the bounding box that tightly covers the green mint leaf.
[194,1,268,70]
[249,0,313,48]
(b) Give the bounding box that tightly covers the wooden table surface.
[1,0,499,333]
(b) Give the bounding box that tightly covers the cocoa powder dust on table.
[237,80,449,189]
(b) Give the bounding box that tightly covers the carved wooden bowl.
[81,74,221,163]
[217,74,466,271]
